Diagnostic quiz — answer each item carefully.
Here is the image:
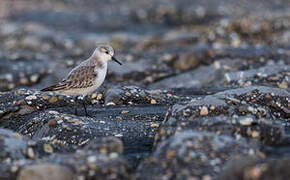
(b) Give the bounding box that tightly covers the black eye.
[105,51,109,54]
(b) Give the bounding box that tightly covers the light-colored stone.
[18,164,74,180]
[200,106,209,116]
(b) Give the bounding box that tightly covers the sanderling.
[41,44,122,116]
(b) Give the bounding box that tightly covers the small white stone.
[48,110,59,115]
[106,102,116,106]
[30,74,39,83]
[87,156,97,163]
[239,117,253,126]
[57,120,63,124]
[114,133,123,137]
[109,152,119,159]
[25,95,37,101]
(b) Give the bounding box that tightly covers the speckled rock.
[3,150,133,180]
[105,86,187,105]
[0,88,173,155]
[84,137,123,156]
[0,128,134,180]
[218,157,290,180]
[223,64,289,89]
[0,58,49,91]
[0,128,30,161]
[155,86,290,146]
[137,130,260,180]
[18,164,74,180]
[1,0,290,179]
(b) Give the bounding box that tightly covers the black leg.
[74,96,78,115]
[82,95,89,116]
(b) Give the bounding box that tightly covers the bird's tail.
[41,83,66,91]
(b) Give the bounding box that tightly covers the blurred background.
[0,0,289,92]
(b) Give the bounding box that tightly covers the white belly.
[58,64,107,96]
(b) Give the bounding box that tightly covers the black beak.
[112,56,122,65]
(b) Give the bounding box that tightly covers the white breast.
[94,63,107,88]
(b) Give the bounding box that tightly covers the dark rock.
[137,130,259,180]
[1,0,290,179]
[149,65,223,89]
[0,58,49,91]
[223,64,290,88]
[0,88,169,155]
[84,137,123,156]
[18,164,74,180]
[0,128,133,180]
[5,150,133,180]
[155,86,290,146]
[104,86,188,105]
[218,157,290,180]
[0,128,28,160]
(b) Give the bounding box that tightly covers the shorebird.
[41,44,122,116]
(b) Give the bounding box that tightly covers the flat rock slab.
[1,104,167,155]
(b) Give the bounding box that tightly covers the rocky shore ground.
[0,0,289,179]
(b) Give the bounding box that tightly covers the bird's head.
[92,44,122,65]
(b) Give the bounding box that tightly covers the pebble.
[57,120,63,124]
[251,131,260,138]
[278,81,288,89]
[200,106,209,116]
[25,95,37,101]
[239,117,253,126]
[114,133,123,137]
[121,110,129,114]
[30,74,39,83]
[151,123,159,128]
[11,166,18,173]
[48,119,57,127]
[27,147,35,159]
[43,144,54,153]
[20,77,29,85]
[166,93,173,97]
[166,150,176,159]
[109,152,119,159]
[41,94,50,100]
[49,96,58,103]
[150,99,157,104]
[106,102,116,106]
[48,110,59,115]
[97,93,103,100]
[87,156,97,163]
[91,93,97,99]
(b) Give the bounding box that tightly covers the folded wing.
[41,66,97,91]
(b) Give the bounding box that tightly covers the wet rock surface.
[0,0,290,179]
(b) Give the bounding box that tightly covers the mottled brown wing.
[41,66,97,91]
